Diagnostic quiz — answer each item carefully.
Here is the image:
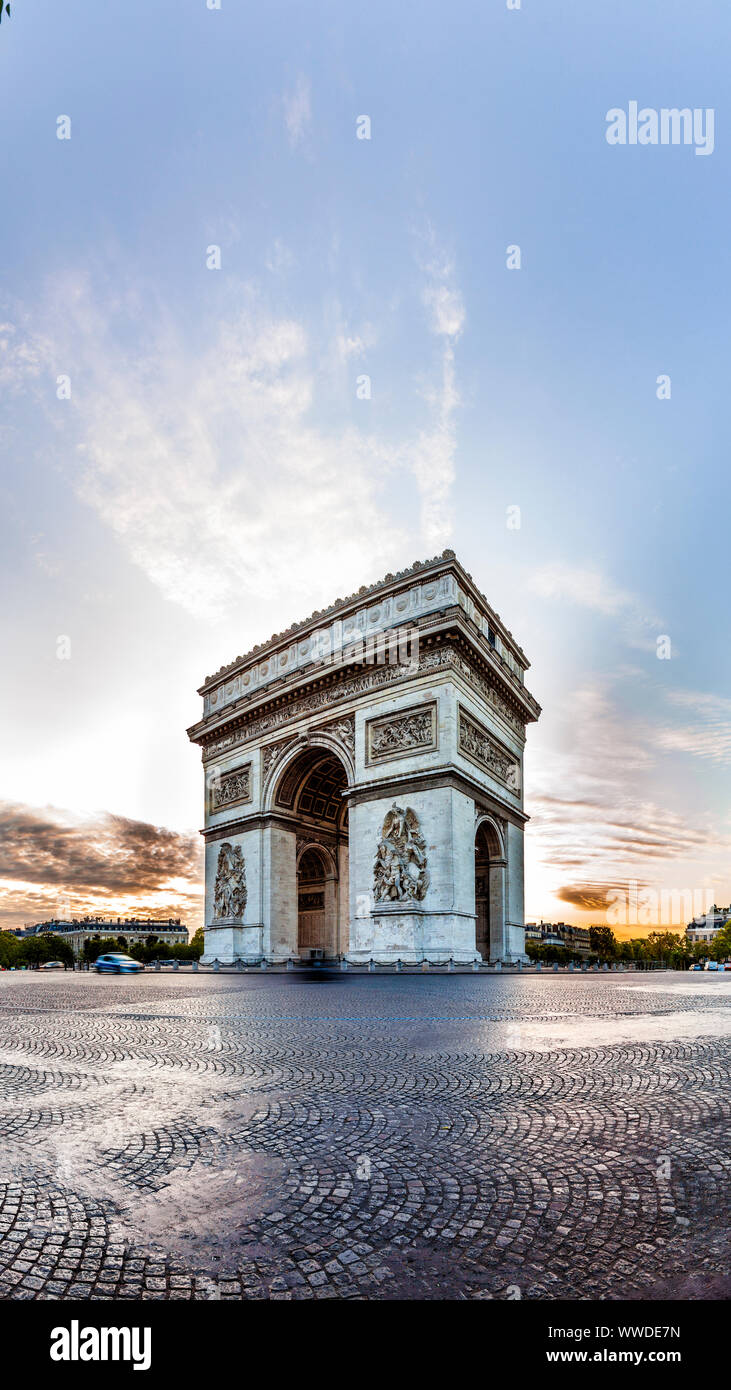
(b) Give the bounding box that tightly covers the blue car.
[94,952,143,974]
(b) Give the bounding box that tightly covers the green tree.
[82,936,120,964]
[18,934,53,968]
[709,923,731,962]
[190,928,204,958]
[0,931,21,968]
[589,926,618,960]
[42,935,74,968]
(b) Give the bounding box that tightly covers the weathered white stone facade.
[187,552,540,964]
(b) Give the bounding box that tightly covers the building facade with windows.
[22,917,189,958]
[685,906,731,945]
[525,921,592,955]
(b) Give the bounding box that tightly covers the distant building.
[22,917,189,959]
[685,906,730,945]
[525,921,591,955]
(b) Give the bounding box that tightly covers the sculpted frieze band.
[201,647,525,763]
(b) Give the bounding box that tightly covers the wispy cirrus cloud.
[652,690,731,766]
[283,74,312,148]
[528,564,638,616]
[525,681,728,921]
[31,274,408,621]
[0,318,52,392]
[527,562,664,631]
[410,236,465,545]
[11,253,466,625]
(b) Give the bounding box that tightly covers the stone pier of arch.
[187,552,541,966]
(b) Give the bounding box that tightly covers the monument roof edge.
[198,551,531,695]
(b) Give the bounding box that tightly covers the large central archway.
[269,743,350,960]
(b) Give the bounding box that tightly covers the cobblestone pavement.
[0,972,728,1301]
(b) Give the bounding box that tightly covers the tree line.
[0,929,204,969]
[526,923,731,969]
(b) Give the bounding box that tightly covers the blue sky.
[1,0,730,933]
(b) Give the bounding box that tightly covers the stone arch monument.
[187,551,541,964]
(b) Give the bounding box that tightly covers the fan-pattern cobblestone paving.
[0,972,728,1300]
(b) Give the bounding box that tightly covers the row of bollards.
[152,956,633,975]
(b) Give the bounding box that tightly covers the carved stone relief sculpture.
[211,764,251,811]
[373,804,430,903]
[458,708,516,785]
[212,842,247,920]
[366,704,436,763]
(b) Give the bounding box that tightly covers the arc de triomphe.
[187,551,541,964]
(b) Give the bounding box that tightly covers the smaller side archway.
[296,844,339,958]
[474,816,507,962]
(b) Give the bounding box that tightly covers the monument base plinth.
[201,920,264,965]
[347,903,480,964]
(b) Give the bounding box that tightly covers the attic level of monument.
[188,554,540,757]
[188,552,541,966]
[196,549,532,701]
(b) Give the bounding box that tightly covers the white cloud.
[525,680,726,920]
[0,319,52,391]
[264,238,295,275]
[422,282,465,339]
[652,690,731,766]
[65,295,401,619]
[408,343,459,545]
[407,241,465,544]
[528,564,639,616]
[18,268,468,623]
[526,563,665,649]
[334,331,368,361]
[283,74,312,148]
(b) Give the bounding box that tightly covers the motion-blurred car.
[39,960,65,970]
[93,953,143,974]
[691,963,703,970]
[703,961,720,971]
